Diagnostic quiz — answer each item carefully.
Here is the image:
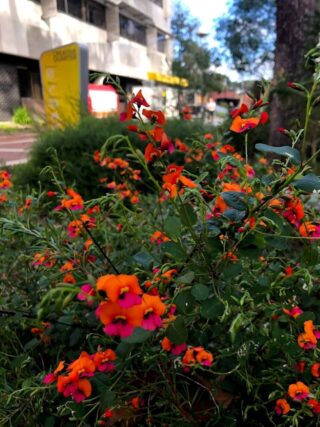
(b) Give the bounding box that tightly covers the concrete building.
[0,0,176,120]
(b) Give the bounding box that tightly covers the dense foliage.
[13,116,214,200]
[2,51,320,426]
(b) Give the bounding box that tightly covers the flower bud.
[287,82,307,93]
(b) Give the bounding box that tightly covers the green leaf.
[91,375,116,410]
[122,328,152,343]
[166,316,188,344]
[223,209,246,222]
[293,174,320,192]
[69,328,83,347]
[207,237,223,257]
[229,313,249,343]
[99,390,116,411]
[302,245,319,266]
[176,271,195,284]
[221,192,247,211]
[180,203,197,226]
[255,143,301,165]
[191,284,210,301]
[207,221,221,236]
[174,291,196,314]
[161,241,186,260]
[200,298,224,320]
[133,252,153,268]
[164,216,181,240]
[296,311,316,326]
[266,236,288,250]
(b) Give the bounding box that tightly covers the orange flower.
[96,274,142,308]
[311,362,320,378]
[60,260,74,272]
[93,349,116,372]
[212,196,228,217]
[141,294,166,331]
[230,116,260,133]
[230,103,249,119]
[57,375,92,403]
[98,301,143,338]
[299,222,320,238]
[195,349,214,366]
[275,398,290,415]
[150,230,170,245]
[182,348,196,366]
[0,170,13,188]
[63,273,76,284]
[307,399,320,414]
[43,360,65,384]
[283,197,304,226]
[162,164,197,198]
[182,106,192,120]
[142,109,165,125]
[175,138,189,152]
[222,182,242,192]
[144,143,162,163]
[288,381,310,401]
[220,144,236,154]
[67,351,96,380]
[131,396,144,410]
[298,332,317,350]
[282,306,303,319]
[60,188,84,211]
[161,336,187,355]
[182,347,213,368]
[297,320,319,350]
[32,251,55,268]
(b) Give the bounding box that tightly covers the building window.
[150,0,163,6]
[67,0,82,18]
[87,0,105,28]
[157,32,166,53]
[57,0,106,27]
[120,15,146,45]
[57,0,67,13]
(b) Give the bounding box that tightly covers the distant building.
[0,0,181,120]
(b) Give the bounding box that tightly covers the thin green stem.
[301,66,319,160]
[244,133,249,165]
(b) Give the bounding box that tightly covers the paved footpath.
[0,133,35,166]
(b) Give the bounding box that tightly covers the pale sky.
[177,0,241,81]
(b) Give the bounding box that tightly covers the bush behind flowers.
[2,48,320,426]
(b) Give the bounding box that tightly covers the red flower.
[131,90,150,107]
[142,109,165,125]
[230,103,249,118]
[161,337,187,355]
[275,399,290,415]
[144,143,162,163]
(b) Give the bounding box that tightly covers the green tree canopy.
[216,0,276,74]
[171,2,229,95]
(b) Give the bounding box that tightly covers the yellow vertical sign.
[40,43,88,127]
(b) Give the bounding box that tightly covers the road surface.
[0,133,35,166]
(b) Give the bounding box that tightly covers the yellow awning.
[147,72,189,87]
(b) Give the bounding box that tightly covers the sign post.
[40,43,88,127]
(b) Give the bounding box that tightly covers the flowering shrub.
[2,49,320,426]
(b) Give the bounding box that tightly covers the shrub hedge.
[13,116,215,199]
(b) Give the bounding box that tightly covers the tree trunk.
[268,0,316,147]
